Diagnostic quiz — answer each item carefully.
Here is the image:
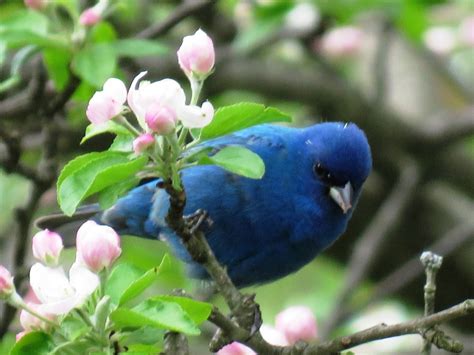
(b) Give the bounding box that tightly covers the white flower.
[29,262,99,315]
[127,71,214,129]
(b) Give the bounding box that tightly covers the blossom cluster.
[0,221,121,341]
[218,306,318,354]
[86,29,215,154]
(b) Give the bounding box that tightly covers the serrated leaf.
[98,176,139,210]
[152,296,212,325]
[10,332,53,355]
[110,300,200,335]
[109,133,135,152]
[200,103,291,141]
[57,152,147,215]
[112,39,168,58]
[72,43,117,87]
[119,255,171,306]
[105,263,144,305]
[198,146,265,179]
[81,122,131,144]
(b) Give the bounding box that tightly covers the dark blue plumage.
[98,122,372,287]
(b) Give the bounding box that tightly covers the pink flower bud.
[318,26,363,59]
[20,303,55,331]
[0,265,14,299]
[16,331,27,342]
[423,26,457,55]
[132,133,155,154]
[217,342,256,355]
[24,0,46,10]
[76,221,121,272]
[32,230,63,266]
[145,105,176,134]
[275,306,317,344]
[79,0,108,26]
[177,29,215,78]
[86,78,127,125]
[260,324,289,346]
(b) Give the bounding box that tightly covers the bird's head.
[300,122,372,214]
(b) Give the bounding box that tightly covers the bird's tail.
[35,204,102,246]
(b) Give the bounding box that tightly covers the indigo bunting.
[40,123,372,287]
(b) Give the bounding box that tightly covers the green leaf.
[43,48,71,90]
[152,296,212,325]
[0,10,48,35]
[57,152,147,215]
[60,314,91,340]
[105,263,144,305]
[121,327,164,347]
[125,343,162,354]
[198,146,265,179]
[72,43,117,87]
[200,102,291,141]
[110,299,200,335]
[98,176,139,210]
[109,133,135,152]
[119,255,172,306]
[112,39,168,58]
[10,331,53,355]
[81,122,131,145]
[0,31,66,49]
[90,22,117,43]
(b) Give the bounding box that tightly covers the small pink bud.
[145,105,176,134]
[260,324,289,346]
[24,0,46,10]
[20,303,55,331]
[177,29,215,78]
[133,133,155,154]
[275,306,317,344]
[79,0,108,26]
[76,221,121,272]
[318,26,363,59]
[32,230,63,266]
[0,265,14,299]
[86,78,127,125]
[16,331,27,342]
[217,342,256,355]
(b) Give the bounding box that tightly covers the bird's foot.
[185,209,213,234]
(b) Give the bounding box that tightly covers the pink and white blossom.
[423,26,457,55]
[29,262,99,315]
[20,303,55,331]
[79,0,108,26]
[177,29,215,78]
[145,105,176,134]
[133,133,155,154]
[318,26,363,58]
[275,306,318,344]
[76,221,121,272]
[86,78,127,125]
[217,342,256,355]
[128,71,214,129]
[260,324,289,346]
[32,229,63,266]
[0,265,14,299]
[459,17,474,47]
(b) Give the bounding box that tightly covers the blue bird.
[39,122,372,288]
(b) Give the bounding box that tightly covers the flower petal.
[179,101,214,128]
[69,262,100,300]
[29,263,74,304]
[103,78,127,104]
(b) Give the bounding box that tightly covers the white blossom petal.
[103,78,127,104]
[29,263,74,304]
[69,262,100,299]
[178,101,214,128]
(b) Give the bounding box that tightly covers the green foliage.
[198,146,265,179]
[112,39,168,58]
[10,332,53,355]
[152,296,212,325]
[81,122,132,144]
[200,102,292,141]
[43,48,72,90]
[72,44,117,87]
[57,152,147,215]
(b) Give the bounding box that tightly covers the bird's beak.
[329,182,353,214]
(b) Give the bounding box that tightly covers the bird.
[38,122,372,288]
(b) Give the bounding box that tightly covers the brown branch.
[137,0,214,39]
[321,158,420,337]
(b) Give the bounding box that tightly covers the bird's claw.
[185,209,213,234]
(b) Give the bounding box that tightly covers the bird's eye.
[313,163,337,185]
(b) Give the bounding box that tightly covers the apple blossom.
[32,229,63,266]
[285,3,320,35]
[133,133,155,154]
[260,324,289,346]
[20,303,55,331]
[128,71,214,129]
[459,17,474,47]
[76,221,121,272]
[145,104,176,134]
[0,265,14,299]
[29,262,99,315]
[318,26,363,58]
[423,26,457,55]
[217,342,256,355]
[15,331,27,342]
[86,78,127,125]
[275,306,317,344]
[79,0,108,26]
[177,29,215,78]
